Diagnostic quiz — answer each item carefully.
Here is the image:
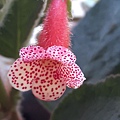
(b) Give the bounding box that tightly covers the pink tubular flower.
[7,0,86,101]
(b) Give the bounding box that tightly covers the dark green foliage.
[0,0,43,58]
[71,0,120,83]
[51,75,120,120]
[0,79,11,112]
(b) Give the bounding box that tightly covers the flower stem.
[0,79,11,112]
[38,0,70,49]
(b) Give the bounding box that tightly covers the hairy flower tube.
[7,0,86,101]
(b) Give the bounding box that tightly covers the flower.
[8,45,86,101]
[7,0,86,101]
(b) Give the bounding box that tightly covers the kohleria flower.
[7,0,86,101]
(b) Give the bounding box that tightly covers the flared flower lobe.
[60,63,85,89]
[8,58,41,91]
[32,59,66,101]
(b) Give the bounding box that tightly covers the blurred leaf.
[10,109,21,120]
[51,75,120,120]
[10,89,20,106]
[71,0,120,84]
[0,111,4,120]
[67,0,72,18]
[0,0,44,59]
[0,0,4,9]
[0,79,11,112]
[0,0,13,21]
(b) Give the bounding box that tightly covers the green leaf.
[67,0,72,18]
[0,0,5,9]
[51,75,120,120]
[0,79,11,112]
[0,0,44,59]
[0,0,13,22]
[71,0,120,84]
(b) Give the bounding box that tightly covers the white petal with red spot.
[32,59,66,101]
[32,79,66,101]
[7,58,41,91]
[59,63,86,89]
[46,46,76,64]
[19,46,45,62]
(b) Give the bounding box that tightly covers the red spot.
[9,74,11,76]
[40,88,42,91]
[49,75,52,77]
[55,88,58,90]
[24,68,26,71]
[51,88,53,92]
[55,82,57,85]
[42,95,45,98]
[30,68,33,70]
[62,89,65,91]
[45,88,47,91]
[36,91,38,93]
[35,73,38,76]
[35,81,38,83]
[15,69,18,71]
[21,83,23,86]
[19,73,22,76]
